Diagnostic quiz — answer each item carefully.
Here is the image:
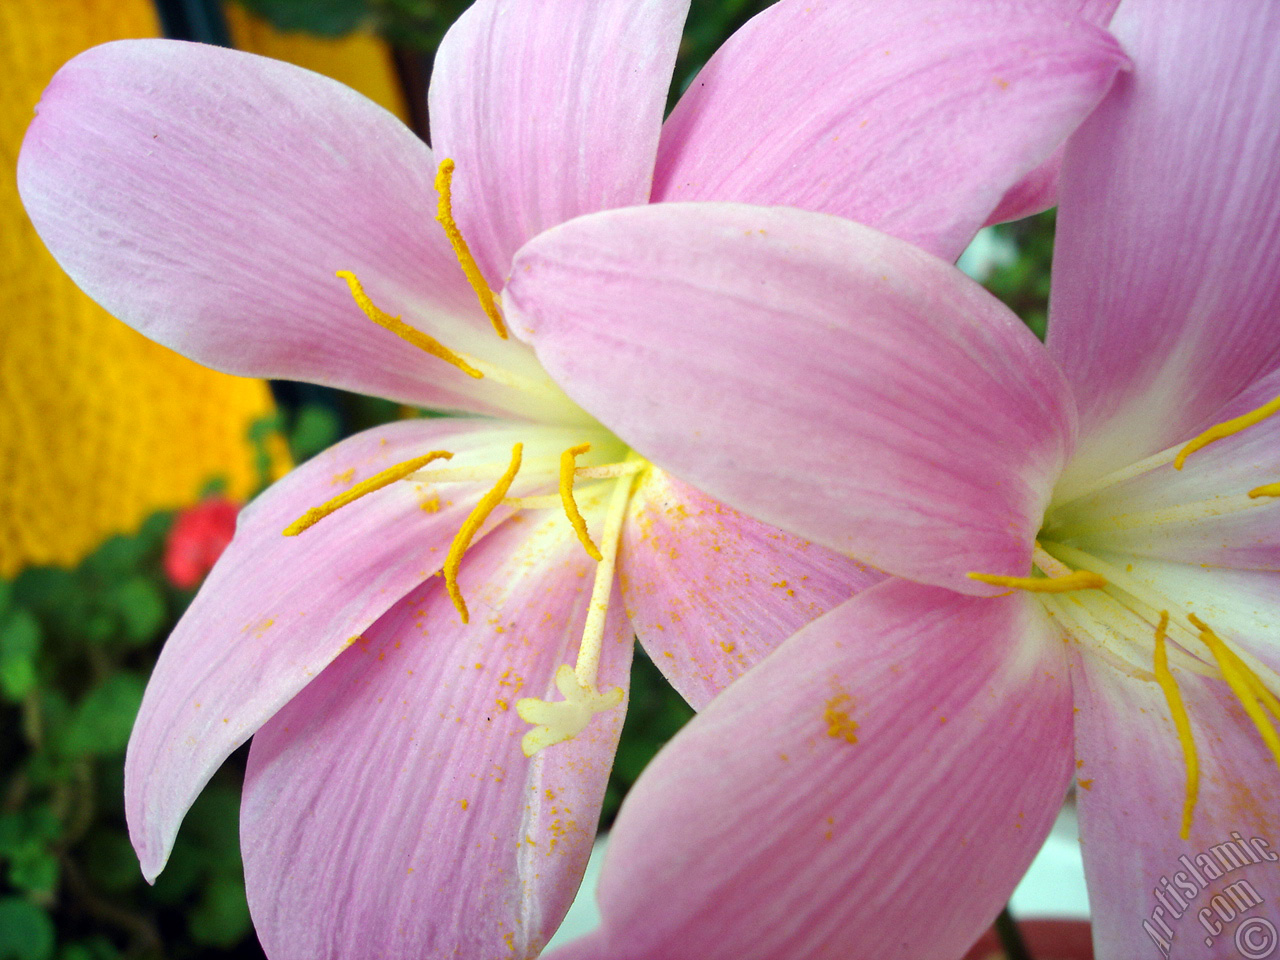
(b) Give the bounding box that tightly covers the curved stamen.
[283,450,453,536]
[1175,393,1280,470]
[434,159,509,340]
[335,271,483,378]
[443,443,523,623]
[1152,612,1199,839]
[560,443,602,561]
[1189,614,1280,773]
[1249,483,1280,499]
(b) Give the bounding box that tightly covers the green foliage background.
[0,1,1057,957]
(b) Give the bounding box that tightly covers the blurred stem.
[995,907,1034,960]
[62,760,96,846]
[21,689,43,749]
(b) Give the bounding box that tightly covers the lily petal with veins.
[17,0,1126,956]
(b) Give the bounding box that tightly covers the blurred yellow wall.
[0,2,280,576]
[225,3,410,123]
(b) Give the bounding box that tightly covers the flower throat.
[281,159,648,757]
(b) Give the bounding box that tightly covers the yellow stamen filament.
[443,443,522,623]
[1151,612,1199,839]
[1175,393,1280,470]
[1189,614,1280,773]
[515,458,640,757]
[574,462,640,688]
[575,460,648,480]
[335,271,483,378]
[1249,483,1280,499]
[434,159,509,340]
[560,443,602,561]
[283,450,453,536]
[1032,543,1074,578]
[503,487,608,512]
[967,570,1107,593]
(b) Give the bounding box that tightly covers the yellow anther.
[335,271,483,378]
[516,664,624,757]
[966,570,1107,593]
[283,450,453,536]
[434,159,509,340]
[1175,393,1280,469]
[1189,614,1280,773]
[1249,483,1280,499]
[559,443,602,562]
[1151,612,1199,839]
[443,443,523,623]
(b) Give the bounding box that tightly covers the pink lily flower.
[18,0,1125,956]
[495,1,1280,958]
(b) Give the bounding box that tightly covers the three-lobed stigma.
[516,665,625,756]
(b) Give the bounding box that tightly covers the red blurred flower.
[163,497,238,589]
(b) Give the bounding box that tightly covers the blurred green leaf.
[288,404,341,462]
[60,675,145,758]
[198,476,229,500]
[0,609,41,700]
[57,938,119,960]
[6,843,58,895]
[108,578,166,646]
[11,570,76,616]
[183,784,243,874]
[82,832,142,894]
[57,939,119,960]
[148,840,201,906]
[187,874,251,948]
[233,0,368,36]
[82,537,145,585]
[0,897,55,960]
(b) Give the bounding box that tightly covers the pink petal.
[506,203,1076,594]
[242,506,632,960]
[16,39,556,419]
[1048,0,1280,484]
[983,0,1122,225]
[427,0,687,284]
[620,468,882,708]
[548,579,1075,960]
[1071,647,1280,960]
[653,0,1127,261]
[126,417,554,880]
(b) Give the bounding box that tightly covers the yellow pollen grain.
[1175,393,1280,469]
[1189,613,1280,774]
[824,694,859,744]
[559,443,602,562]
[335,271,482,378]
[444,443,523,623]
[966,570,1106,593]
[434,159,509,339]
[1248,483,1280,499]
[1151,612,1199,839]
[283,450,453,536]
